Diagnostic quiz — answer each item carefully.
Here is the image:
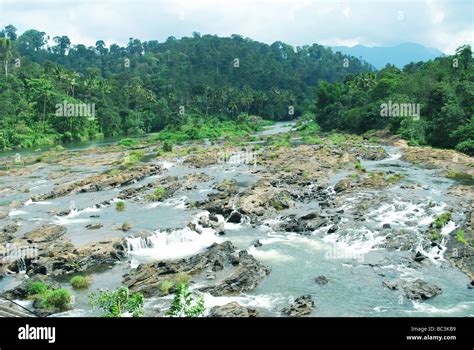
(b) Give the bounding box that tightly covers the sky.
[0,0,472,54]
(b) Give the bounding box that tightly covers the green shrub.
[162,141,173,152]
[118,138,137,147]
[387,173,404,183]
[40,288,73,310]
[455,140,474,156]
[145,187,166,201]
[166,283,205,317]
[160,280,174,295]
[70,275,91,289]
[456,229,468,245]
[121,222,132,231]
[433,212,452,229]
[354,159,365,172]
[89,286,144,317]
[27,281,49,296]
[116,201,125,211]
[174,272,191,285]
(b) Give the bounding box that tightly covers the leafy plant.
[116,201,125,211]
[433,212,452,229]
[159,280,174,295]
[70,275,91,289]
[89,286,144,317]
[166,283,205,317]
[456,229,468,245]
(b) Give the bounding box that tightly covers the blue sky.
[0,0,472,54]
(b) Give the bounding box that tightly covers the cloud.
[0,0,472,54]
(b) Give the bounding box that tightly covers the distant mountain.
[330,43,445,69]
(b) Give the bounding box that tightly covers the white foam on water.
[163,196,187,209]
[441,221,456,236]
[8,210,28,216]
[25,200,53,207]
[224,222,243,230]
[146,202,161,209]
[405,301,474,315]
[67,206,101,218]
[201,292,284,312]
[53,216,91,225]
[125,211,221,264]
[323,228,385,257]
[160,161,174,170]
[126,227,221,264]
[248,246,295,262]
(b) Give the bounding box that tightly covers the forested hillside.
[0,25,472,156]
[314,45,473,155]
[0,25,371,149]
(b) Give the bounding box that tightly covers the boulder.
[281,295,315,317]
[209,302,257,317]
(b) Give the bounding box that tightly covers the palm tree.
[0,38,11,81]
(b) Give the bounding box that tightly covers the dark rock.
[227,211,242,224]
[200,250,271,296]
[402,279,442,300]
[382,223,391,229]
[413,251,426,262]
[124,242,236,297]
[209,302,257,317]
[281,295,315,317]
[315,275,329,285]
[85,223,103,230]
[253,240,263,248]
[382,280,399,291]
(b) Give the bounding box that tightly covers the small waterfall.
[124,212,221,261]
[17,257,26,274]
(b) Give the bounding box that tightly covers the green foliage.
[118,138,138,147]
[70,275,91,289]
[89,286,144,317]
[387,173,404,183]
[314,46,473,154]
[145,187,166,201]
[456,229,468,245]
[116,201,125,211]
[431,230,442,241]
[166,283,205,317]
[121,222,132,231]
[162,141,173,152]
[40,288,72,310]
[27,281,49,296]
[160,280,174,295]
[433,212,452,229]
[354,159,365,172]
[174,272,191,285]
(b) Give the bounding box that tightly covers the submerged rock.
[315,275,329,285]
[281,295,315,317]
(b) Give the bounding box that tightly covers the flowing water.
[0,123,472,317]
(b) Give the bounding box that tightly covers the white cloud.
[0,0,471,53]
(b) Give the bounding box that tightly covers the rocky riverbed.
[0,124,473,317]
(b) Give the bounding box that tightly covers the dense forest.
[314,45,474,155]
[0,24,472,155]
[0,25,371,149]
